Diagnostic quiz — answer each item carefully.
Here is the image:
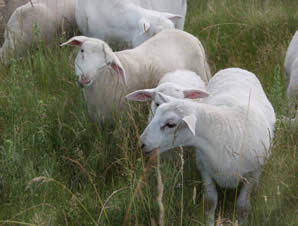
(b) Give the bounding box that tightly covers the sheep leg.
[236,182,253,220]
[236,171,259,221]
[202,174,218,226]
[196,151,217,226]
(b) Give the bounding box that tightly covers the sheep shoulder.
[189,102,272,187]
[205,68,276,129]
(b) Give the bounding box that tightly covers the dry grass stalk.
[62,156,109,224]
[122,150,158,226]
[179,146,185,226]
[151,218,157,226]
[156,149,165,226]
[216,212,239,226]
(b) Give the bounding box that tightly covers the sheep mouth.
[142,148,163,158]
[79,78,92,87]
[143,150,154,156]
[141,146,154,155]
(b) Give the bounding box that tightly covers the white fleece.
[61,29,211,121]
[75,0,187,48]
[140,68,276,225]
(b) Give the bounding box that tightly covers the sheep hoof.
[236,204,250,224]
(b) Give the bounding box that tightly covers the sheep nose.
[78,74,91,87]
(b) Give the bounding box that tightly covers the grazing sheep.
[284,31,298,118]
[0,0,76,63]
[126,69,209,121]
[139,68,276,225]
[75,0,187,48]
[0,0,30,43]
[61,29,211,121]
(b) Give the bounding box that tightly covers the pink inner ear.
[111,63,126,84]
[135,93,153,101]
[127,91,153,101]
[185,92,202,99]
[184,90,209,99]
[68,40,82,46]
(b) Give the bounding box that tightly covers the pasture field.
[0,0,297,225]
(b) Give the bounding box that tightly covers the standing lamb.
[0,0,76,63]
[126,69,209,121]
[284,31,298,120]
[75,0,187,48]
[61,29,211,122]
[139,68,276,225]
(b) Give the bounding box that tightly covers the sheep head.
[140,93,198,154]
[61,36,127,88]
[133,11,182,47]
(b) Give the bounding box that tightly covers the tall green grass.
[0,0,297,225]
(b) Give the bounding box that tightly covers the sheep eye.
[80,49,84,53]
[166,123,176,128]
[161,122,176,130]
[155,103,160,107]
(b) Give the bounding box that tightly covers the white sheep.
[0,0,76,63]
[0,0,30,37]
[139,68,276,225]
[61,29,211,122]
[126,69,209,121]
[284,31,298,118]
[75,0,187,48]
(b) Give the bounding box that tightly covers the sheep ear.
[138,18,151,34]
[60,36,90,47]
[110,61,127,85]
[156,92,172,103]
[163,13,183,25]
[183,89,209,99]
[182,115,197,136]
[126,89,155,101]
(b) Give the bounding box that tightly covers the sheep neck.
[115,50,159,91]
[82,66,126,121]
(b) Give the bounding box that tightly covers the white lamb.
[0,0,76,63]
[61,29,211,122]
[284,31,298,119]
[126,69,209,121]
[75,0,187,48]
[139,68,276,225]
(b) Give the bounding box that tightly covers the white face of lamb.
[74,41,109,88]
[140,102,194,154]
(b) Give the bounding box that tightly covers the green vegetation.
[0,0,297,225]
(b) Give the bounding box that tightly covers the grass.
[0,0,297,225]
